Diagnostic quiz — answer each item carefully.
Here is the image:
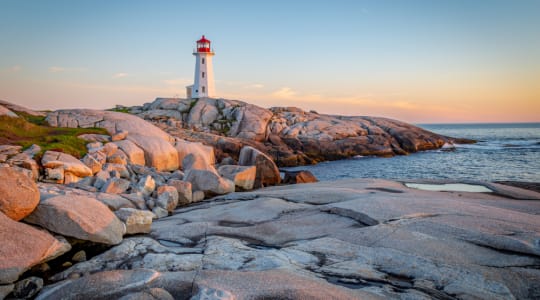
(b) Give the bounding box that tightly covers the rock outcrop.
[238,146,281,188]
[131,97,467,167]
[41,179,540,299]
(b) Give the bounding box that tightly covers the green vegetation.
[0,114,108,158]
[107,107,131,113]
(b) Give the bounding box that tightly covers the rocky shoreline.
[2,99,538,299]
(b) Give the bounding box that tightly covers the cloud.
[10,65,22,72]
[113,72,129,78]
[272,87,297,99]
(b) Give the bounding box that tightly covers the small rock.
[45,167,64,183]
[93,170,110,189]
[13,276,43,299]
[81,154,102,174]
[184,169,235,196]
[72,250,87,262]
[100,178,131,194]
[283,170,318,184]
[112,140,145,166]
[102,163,130,178]
[86,142,103,152]
[111,130,129,142]
[115,208,154,234]
[192,190,205,203]
[136,175,155,197]
[156,186,178,212]
[62,261,73,268]
[167,179,192,205]
[103,142,118,157]
[218,165,256,191]
[152,206,168,219]
[121,193,147,210]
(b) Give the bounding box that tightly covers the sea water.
[284,123,540,182]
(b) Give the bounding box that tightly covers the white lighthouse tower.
[187,35,215,99]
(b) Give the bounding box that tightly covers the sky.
[1,0,539,123]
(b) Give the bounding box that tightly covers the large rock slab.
[238,146,281,188]
[25,195,125,245]
[127,134,179,172]
[0,212,70,284]
[0,166,39,220]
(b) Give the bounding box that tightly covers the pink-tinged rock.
[167,179,192,205]
[0,212,71,284]
[25,195,125,245]
[113,140,145,166]
[174,139,215,169]
[127,134,179,172]
[115,208,154,234]
[0,166,40,221]
[238,146,281,188]
[41,151,92,179]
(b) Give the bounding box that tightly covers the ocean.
[284,123,540,182]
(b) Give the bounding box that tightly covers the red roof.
[197,35,211,43]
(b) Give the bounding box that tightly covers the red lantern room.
[196,35,211,53]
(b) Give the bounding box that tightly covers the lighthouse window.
[202,58,205,64]
[202,86,206,93]
[202,72,205,78]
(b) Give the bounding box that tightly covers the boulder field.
[125,97,473,166]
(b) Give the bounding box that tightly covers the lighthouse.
[187,35,215,99]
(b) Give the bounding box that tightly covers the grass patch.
[0,115,108,158]
[107,107,130,113]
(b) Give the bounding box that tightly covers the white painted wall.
[191,52,215,98]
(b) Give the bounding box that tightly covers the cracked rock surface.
[38,178,540,299]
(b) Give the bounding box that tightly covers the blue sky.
[1,0,539,122]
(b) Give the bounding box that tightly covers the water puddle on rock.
[405,183,492,193]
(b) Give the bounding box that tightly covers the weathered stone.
[81,153,102,174]
[115,208,154,234]
[63,172,82,185]
[100,178,131,194]
[218,165,256,190]
[0,284,14,299]
[167,179,192,205]
[6,153,40,180]
[185,169,235,196]
[12,276,43,299]
[283,170,318,184]
[118,288,174,300]
[86,141,103,153]
[111,130,129,142]
[93,170,110,189]
[0,166,40,221]
[238,146,281,188]
[127,134,179,172]
[0,212,70,284]
[0,105,19,117]
[113,140,145,166]
[192,190,205,203]
[156,186,178,212]
[102,163,130,178]
[174,139,215,169]
[136,175,155,197]
[45,168,64,183]
[41,151,92,178]
[72,250,87,262]
[152,206,168,219]
[25,195,125,245]
[107,151,128,165]
[121,193,147,210]
[96,193,136,211]
[22,144,41,158]
[35,269,162,300]
[102,142,118,157]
